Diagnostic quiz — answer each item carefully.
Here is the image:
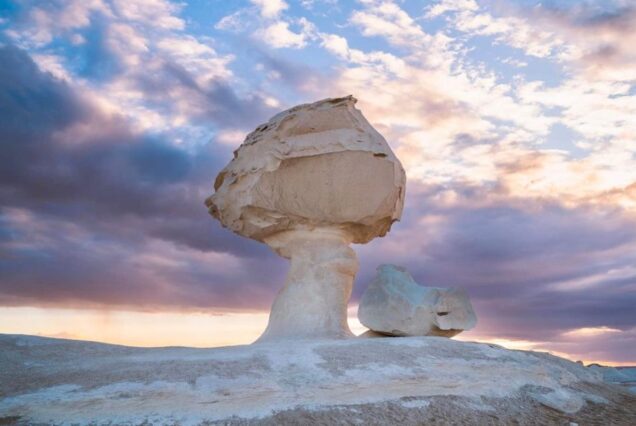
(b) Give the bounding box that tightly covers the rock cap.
[206,96,406,244]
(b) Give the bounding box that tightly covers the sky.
[0,0,635,365]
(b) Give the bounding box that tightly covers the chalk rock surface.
[205,96,406,341]
[205,95,405,244]
[589,364,636,395]
[2,334,635,425]
[358,264,477,337]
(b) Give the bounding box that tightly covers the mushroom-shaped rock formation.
[358,265,477,337]
[206,96,406,341]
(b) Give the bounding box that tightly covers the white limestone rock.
[3,334,632,425]
[205,96,406,341]
[358,264,477,337]
[588,364,636,394]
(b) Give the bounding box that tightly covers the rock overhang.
[206,95,406,244]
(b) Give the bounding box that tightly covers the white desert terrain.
[1,333,635,425]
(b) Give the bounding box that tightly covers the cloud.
[0,207,282,311]
[535,3,636,82]
[435,1,567,58]
[254,47,327,90]
[551,327,636,364]
[0,44,265,250]
[434,0,636,81]
[257,21,307,49]
[6,0,185,47]
[0,44,284,309]
[216,2,316,51]
[5,0,269,136]
[350,0,429,46]
[426,0,478,18]
[250,0,288,19]
[7,0,110,46]
[110,0,184,30]
[562,326,622,338]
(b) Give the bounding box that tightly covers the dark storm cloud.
[0,45,84,145]
[0,44,258,253]
[0,44,281,309]
[0,209,282,310]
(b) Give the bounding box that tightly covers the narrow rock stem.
[257,228,358,342]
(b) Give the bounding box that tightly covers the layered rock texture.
[358,264,477,337]
[2,334,635,425]
[205,96,405,244]
[205,96,406,341]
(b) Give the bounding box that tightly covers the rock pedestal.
[206,96,406,341]
[258,228,358,341]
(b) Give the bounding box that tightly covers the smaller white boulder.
[358,264,477,337]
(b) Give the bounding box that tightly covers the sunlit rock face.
[206,95,405,244]
[358,265,477,337]
[206,96,406,341]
